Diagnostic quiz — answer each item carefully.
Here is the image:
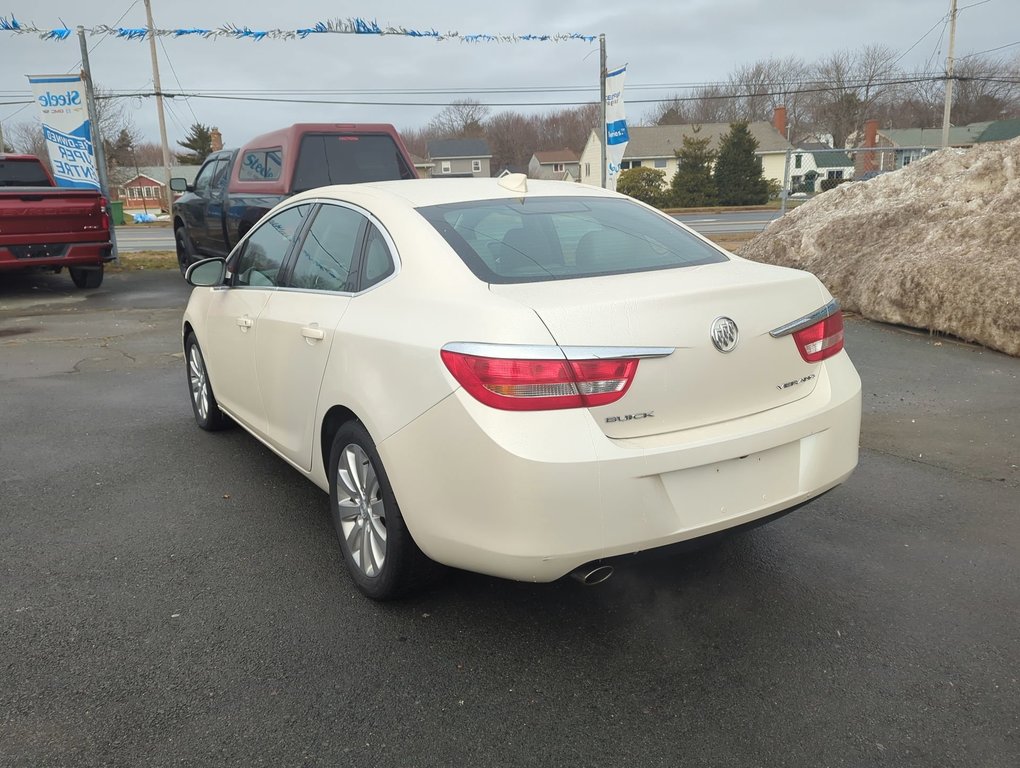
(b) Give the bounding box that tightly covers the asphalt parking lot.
[1,269,1017,767]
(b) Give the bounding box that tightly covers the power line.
[958,40,1020,59]
[157,35,199,123]
[893,14,950,68]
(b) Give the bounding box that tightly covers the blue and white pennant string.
[0,15,596,44]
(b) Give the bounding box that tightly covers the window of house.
[654,159,667,168]
[143,187,152,198]
[442,161,451,174]
[794,155,803,169]
[827,170,844,180]
[621,160,641,170]
[585,163,590,176]
[472,160,482,173]
[553,163,564,173]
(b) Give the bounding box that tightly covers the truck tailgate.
[0,188,108,246]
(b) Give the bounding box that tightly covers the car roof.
[288,177,621,209]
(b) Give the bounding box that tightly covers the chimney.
[772,105,788,139]
[210,127,223,152]
[860,118,880,174]
[863,119,879,148]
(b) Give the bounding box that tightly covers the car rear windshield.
[417,196,728,283]
[0,158,52,187]
[293,133,415,192]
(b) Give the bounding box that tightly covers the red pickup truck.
[0,154,113,288]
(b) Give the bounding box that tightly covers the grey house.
[426,138,492,178]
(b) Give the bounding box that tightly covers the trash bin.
[109,200,125,226]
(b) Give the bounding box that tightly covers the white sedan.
[182,176,861,600]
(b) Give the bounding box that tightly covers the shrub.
[617,167,667,207]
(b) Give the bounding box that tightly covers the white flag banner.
[604,64,629,191]
[27,74,100,189]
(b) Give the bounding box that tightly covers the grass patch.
[109,251,177,272]
[706,232,757,253]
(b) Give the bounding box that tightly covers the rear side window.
[233,205,310,287]
[293,134,414,192]
[0,158,52,187]
[238,148,283,181]
[417,196,727,284]
[287,205,364,292]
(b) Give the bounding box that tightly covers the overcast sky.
[2,0,1018,148]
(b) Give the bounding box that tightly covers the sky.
[1,0,1018,149]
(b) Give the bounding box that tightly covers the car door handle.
[301,326,325,340]
[236,316,253,328]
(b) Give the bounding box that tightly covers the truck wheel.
[175,226,196,275]
[69,265,104,289]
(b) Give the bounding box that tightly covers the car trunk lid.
[489,259,830,438]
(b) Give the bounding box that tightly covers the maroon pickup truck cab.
[0,154,113,288]
[171,123,417,273]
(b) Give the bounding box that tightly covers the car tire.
[175,226,196,276]
[328,421,438,600]
[184,332,228,431]
[69,264,103,289]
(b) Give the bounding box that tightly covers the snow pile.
[740,137,1020,357]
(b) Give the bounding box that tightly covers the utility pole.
[78,26,119,262]
[941,0,959,149]
[144,0,174,213]
[599,33,607,189]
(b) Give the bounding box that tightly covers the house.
[857,117,1020,174]
[425,138,492,178]
[408,152,433,177]
[528,149,580,181]
[579,120,793,190]
[111,165,201,211]
[789,142,855,193]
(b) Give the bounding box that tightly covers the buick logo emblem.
[710,317,739,353]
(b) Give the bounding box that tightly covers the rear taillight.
[792,310,844,363]
[98,196,110,231]
[440,350,639,411]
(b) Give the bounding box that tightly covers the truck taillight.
[440,350,639,411]
[98,196,110,231]
[792,310,845,363]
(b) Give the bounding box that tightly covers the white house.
[579,121,793,190]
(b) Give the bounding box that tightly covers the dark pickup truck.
[0,154,113,288]
[171,123,417,273]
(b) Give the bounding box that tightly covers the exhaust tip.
[571,564,614,586]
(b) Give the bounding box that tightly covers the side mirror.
[185,257,226,287]
[169,177,191,193]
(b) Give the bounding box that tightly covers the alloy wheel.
[188,345,210,421]
[335,444,387,577]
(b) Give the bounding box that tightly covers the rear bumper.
[0,241,114,270]
[379,352,862,582]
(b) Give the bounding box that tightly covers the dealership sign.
[604,65,629,192]
[27,74,100,189]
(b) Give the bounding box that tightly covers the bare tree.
[809,45,899,147]
[7,121,50,166]
[951,54,1020,124]
[485,110,541,172]
[427,99,490,138]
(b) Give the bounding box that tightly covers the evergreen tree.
[714,122,769,205]
[669,132,716,207]
[176,123,213,165]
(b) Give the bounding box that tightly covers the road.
[1,270,1017,768]
[114,211,783,254]
[115,225,174,253]
[673,210,782,234]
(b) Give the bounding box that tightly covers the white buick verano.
[182,176,861,599]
